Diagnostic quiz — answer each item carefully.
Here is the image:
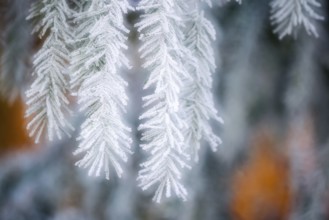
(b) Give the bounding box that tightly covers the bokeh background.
[0,0,329,219]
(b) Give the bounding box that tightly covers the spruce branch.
[71,0,132,180]
[182,1,223,162]
[26,0,73,143]
[270,0,324,39]
[136,0,191,202]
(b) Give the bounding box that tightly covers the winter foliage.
[25,0,73,143]
[17,0,326,203]
[71,0,132,180]
[270,0,324,39]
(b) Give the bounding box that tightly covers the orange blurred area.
[0,97,31,155]
[231,132,292,220]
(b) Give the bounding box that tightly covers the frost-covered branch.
[270,0,324,39]
[26,0,73,143]
[136,0,191,202]
[71,0,132,180]
[182,2,223,162]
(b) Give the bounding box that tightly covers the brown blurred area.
[0,97,31,155]
[231,131,292,220]
[0,0,40,156]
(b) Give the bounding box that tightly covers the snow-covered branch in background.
[0,0,31,102]
[136,0,191,202]
[229,0,242,4]
[270,0,324,39]
[26,0,73,143]
[182,1,223,162]
[217,0,242,6]
[71,0,132,180]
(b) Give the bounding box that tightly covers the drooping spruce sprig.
[182,0,223,162]
[136,0,191,202]
[71,0,132,180]
[270,0,324,39]
[26,0,73,143]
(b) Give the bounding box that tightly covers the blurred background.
[0,0,329,219]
